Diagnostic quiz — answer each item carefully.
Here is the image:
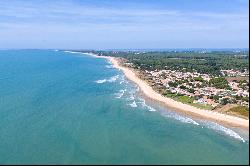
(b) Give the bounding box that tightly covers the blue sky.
[0,0,248,49]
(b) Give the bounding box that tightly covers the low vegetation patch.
[227,106,249,118]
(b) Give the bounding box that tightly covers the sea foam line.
[161,111,200,126]
[138,98,157,112]
[64,50,79,54]
[115,89,126,99]
[202,121,245,142]
[119,75,126,84]
[119,80,124,84]
[95,75,119,84]
[128,101,138,108]
[129,94,135,100]
[105,65,114,69]
[64,51,89,56]
[138,97,198,123]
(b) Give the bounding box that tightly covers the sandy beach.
[88,53,249,129]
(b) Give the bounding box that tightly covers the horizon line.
[0,48,249,51]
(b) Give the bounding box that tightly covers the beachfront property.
[139,68,249,108]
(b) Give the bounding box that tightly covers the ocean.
[0,50,248,164]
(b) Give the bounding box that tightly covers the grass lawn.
[163,92,213,110]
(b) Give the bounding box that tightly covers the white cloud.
[0,0,248,49]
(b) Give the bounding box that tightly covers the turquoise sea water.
[0,50,248,164]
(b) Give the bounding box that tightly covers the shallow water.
[0,50,248,164]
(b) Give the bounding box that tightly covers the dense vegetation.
[91,50,249,76]
[209,77,231,89]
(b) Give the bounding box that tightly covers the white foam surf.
[126,90,137,102]
[146,105,157,112]
[108,75,119,82]
[129,95,135,100]
[115,89,126,99]
[161,111,200,126]
[173,115,200,125]
[95,75,119,84]
[129,101,138,108]
[118,75,125,85]
[64,50,79,54]
[138,98,157,112]
[64,51,89,56]
[119,80,124,84]
[202,121,245,142]
[95,79,107,84]
[105,65,114,69]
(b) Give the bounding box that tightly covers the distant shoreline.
[86,52,249,130]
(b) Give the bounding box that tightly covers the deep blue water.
[0,50,248,164]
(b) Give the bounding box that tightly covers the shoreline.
[86,53,249,130]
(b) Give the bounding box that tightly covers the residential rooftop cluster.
[138,68,249,108]
[220,69,249,77]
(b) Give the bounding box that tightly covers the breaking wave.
[108,75,119,82]
[64,50,89,56]
[95,75,119,84]
[145,105,157,112]
[138,98,157,112]
[64,50,79,54]
[129,95,135,100]
[202,121,245,142]
[127,90,136,100]
[115,89,126,99]
[95,79,106,84]
[129,101,138,108]
[105,65,114,69]
[161,111,200,126]
[119,75,126,84]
